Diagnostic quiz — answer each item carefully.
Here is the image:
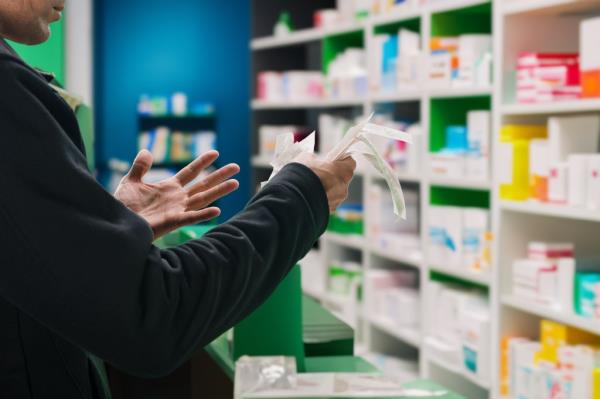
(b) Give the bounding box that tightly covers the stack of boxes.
[428,205,492,274]
[500,115,600,208]
[426,283,491,383]
[515,16,600,103]
[512,241,600,321]
[430,110,491,181]
[501,320,600,399]
[428,35,492,89]
[257,71,324,103]
[367,185,420,256]
[364,269,420,329]
[371,29,422,93]
[516,52,581,103]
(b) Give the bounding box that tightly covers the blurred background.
[13,1,600,398]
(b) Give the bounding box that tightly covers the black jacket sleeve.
[0,56,329,377]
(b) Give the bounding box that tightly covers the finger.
[127,150,154,182]
[179,207,222,227]
[174,150,219,186]
[187,163,240,196]
[186,179,239,211]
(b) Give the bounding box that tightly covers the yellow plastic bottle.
[499,125,548,201]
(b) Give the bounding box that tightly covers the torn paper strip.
[262,115,412,219]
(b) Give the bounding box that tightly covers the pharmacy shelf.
[428,0,491,14]
[369,316,421,348]
[501,0,600,16]
[428,86,493,99]
[250,28,322,50]
[501,99,600,115]
[370,90,423,104]
[369,244,423,269]
[303,286,327,303]
[502,295,600,336]
[500,200,600,223]
[429,265,491,287]
[323,232,366,251]
[251,98,365,110]
[371,7,423,27]
[428,176,491,190]
[251,23,366,50]
[426,354,491,390]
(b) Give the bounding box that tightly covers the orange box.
[582,69,600,98]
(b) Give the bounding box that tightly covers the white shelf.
[251,98,365,110]
[371,7,423,26]
[323,232,366,251]
[428,176,491,190]
[501,99,600,115]
[370,90,423,104]
[500,200,600,223]
[428,86,493,99]
[429,265,491,287]
[369,244,423,269]
[426,351,491,390]
[251,28,323,50]
[251,23,365,50]
[428,0,491,14]
[369,316,421,348]
[502,295,600,336]
[303,286,327,302]
[501,0,600,16]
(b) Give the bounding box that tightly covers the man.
[0,1,356,397]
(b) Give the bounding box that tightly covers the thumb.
[127,150,153,182]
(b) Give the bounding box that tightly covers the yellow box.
[499,125,548,201]
[536,319,599,364]
[594,368,600,399]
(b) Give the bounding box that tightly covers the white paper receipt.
[263,114,412,220]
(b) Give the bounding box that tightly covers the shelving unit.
[250,1,600,398]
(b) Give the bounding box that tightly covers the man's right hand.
[293,153,356,212]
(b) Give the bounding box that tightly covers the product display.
[428,35,492,89]
[430,110,490,181]
[138,128,216,164]
[501,115,600,207]
[257,71,324,102]
[364,268,419,327]
[428,205,491,273]
[502,320,600,399]
[325,48,368,100]
[516,52,581,103]
[138,94,214,116]
[426,282,491,382]
[372,29,422,93]
[512,241,600,319]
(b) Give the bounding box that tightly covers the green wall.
[9,19,65,85]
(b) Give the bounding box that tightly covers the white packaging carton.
[567,154,591,207]
[586,154,600,210]
[548,162,568,204]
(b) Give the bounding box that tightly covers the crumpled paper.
[263,114,413,220]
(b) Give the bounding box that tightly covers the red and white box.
[528,242,574,260]
[516,53,581,103]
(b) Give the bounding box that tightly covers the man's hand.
[115,150,240,239]
[293,153,356,212]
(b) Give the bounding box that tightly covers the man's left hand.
[115,150,240,239]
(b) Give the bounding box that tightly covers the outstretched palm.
[115,150,240,239]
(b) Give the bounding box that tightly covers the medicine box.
[527,242,574,260]
[536,319,599,364]
[581,17,600,98]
